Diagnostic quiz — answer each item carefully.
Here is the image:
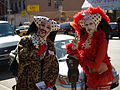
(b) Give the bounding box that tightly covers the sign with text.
[21,10,27,17]
[27,5,40,12]
[87,0,120,10]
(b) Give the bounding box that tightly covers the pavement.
[0,78,120,90]
[0,84,12,90]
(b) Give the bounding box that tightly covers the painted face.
[37,22,51,38]
[84,19,97,34]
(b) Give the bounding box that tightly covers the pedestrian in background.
[19,22,22,26]
[66,7,114,90]
[15,16,60,90]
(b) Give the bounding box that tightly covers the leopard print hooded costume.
[16,16,60,90]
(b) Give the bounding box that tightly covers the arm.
[17,37,38,61]
[42,38,59,83]
[66,43,78,54]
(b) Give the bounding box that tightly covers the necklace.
[82,34,93,49]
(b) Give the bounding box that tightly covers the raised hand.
[71,33,79,50]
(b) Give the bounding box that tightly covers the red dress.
[66,29,114,88]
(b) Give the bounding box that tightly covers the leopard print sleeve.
[42,38,59,86]
[17,36,39,63]
[46,38,56,54]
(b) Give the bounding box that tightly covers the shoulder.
[95,29,106,38]
[20,35,31,41]
[18,35,31,44]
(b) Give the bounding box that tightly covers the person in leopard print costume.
[15,16,60,90]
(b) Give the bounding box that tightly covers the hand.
[72,39,78,50]
[71,33,79,50]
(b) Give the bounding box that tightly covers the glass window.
[0,23,14,37]
[110,24,117,30]
[55,39,72,60]
[16,26,29,30]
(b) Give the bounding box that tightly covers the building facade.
[0,0,7,20]
[82,0,120,22]
[8,0,84,28]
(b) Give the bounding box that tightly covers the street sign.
[82,0,120,10]
[21,10,27,17]
[27,5,40,12]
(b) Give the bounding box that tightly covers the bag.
[9,54,18,77]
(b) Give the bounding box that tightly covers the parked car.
[54,34,119,89]
[59,22,75,36]
[23,22,30,25]
[0,21,21,67]
[54,35,85,89]
[15,25,29,37]
[109,22,120,39]
[9,34,119,89]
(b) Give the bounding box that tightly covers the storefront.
[82,0,120,22]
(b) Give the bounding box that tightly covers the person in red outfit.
[66,7,114,90]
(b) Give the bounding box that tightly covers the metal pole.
[57,0,63,22]
[7,0,10,15]
[7,0,12,24]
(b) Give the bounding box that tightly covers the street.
[108,38,120,90]
[0,38,120,90]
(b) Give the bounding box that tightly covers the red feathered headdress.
[74,6,110,25]
[73,6,110,36]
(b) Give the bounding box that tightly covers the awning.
[82,0,120,10]
[82,0,92,9]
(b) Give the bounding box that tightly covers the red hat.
[74,7,110,27]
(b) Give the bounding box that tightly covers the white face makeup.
[38,22,51,38]
[84,19,97,34]
[31,16,60,47]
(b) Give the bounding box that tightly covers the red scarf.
[37,44,47,56]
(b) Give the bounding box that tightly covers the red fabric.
[46,82,52,88]
[37,44,46,56]
[83,31,108,69]
[86,7,110,23]
[86,67,114,88]
[74,6,110,28]
[66,29,114,88]
[74,9,87,26]
[66,43,79,55]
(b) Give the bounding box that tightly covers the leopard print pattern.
[16,36,59,90]
[42,38,59,86]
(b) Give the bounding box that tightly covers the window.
[0,23,14,37]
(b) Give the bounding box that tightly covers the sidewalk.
[0,84,12,90]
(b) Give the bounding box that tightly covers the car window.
[110,24,117,30]
[17,26,29,30]
[25,27,29,29]
[17,27,25,30]
[0,23,14,37]
[55,39,72,60]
